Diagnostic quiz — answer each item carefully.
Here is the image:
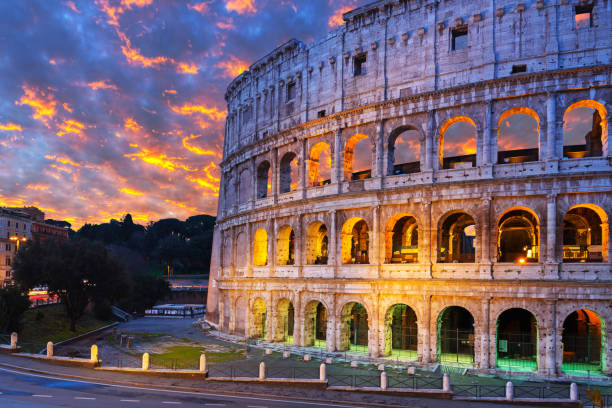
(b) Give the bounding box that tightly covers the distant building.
[0,208,33,286]
[0,207,70,286]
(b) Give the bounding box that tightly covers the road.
[0,366,369,408]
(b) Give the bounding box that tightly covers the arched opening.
[563,100,608,158]
[388,127,421,175]
[251,298,267,339]
[305,221,328,264]
[563,206,605,262]
[234,297,246,335]
[344,134,371,181]
[222,295,231,331]
[497,108,540,164]
[439,117,477,169]
[222,237,232,272]
[496,308,538,372]
[385,215,419,263]
[497,209,539,263]
[562,309,605,375]
[437,306,475,365]
[341,217,369,264]
[279,152,298,193]
[276,225,295,265]
[309,142,332,187]
[339,302,369,354]
[275,299,294,345]
[256,161,271,199]
[384,304,418,360]
[239,169,251,203]
[438,212,476,263]
[253,228,268,266]
[235,232,247,274]
[303,301,327,349]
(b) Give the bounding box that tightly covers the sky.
[0,0,594,228]
[0,0,367,228]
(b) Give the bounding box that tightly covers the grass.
[18,304,113,347]
[149,345,246,369]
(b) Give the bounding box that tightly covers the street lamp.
[9,236,27,252]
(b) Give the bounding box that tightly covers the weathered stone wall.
[205,0,612,378]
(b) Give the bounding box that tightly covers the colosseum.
[205,0,611,378]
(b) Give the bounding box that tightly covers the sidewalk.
[0,353,539,408]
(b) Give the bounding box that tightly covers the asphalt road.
[0,366,369,408]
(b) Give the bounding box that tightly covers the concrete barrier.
[380,372,387,391]
[319,363,326,381]
[199,354,206,372]
[90,345,98,363]
[505,381,513,401]
[46,342,53,358]
[142,353,150,371]
[258,362,265,380]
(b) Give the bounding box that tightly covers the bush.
[0,286,31,333]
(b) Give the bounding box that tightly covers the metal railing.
[265,366,319,379]
[387,375,443,390]
[327,374,380,388]
[149,356,199,370]
[206,364,260,378]
[452,384,506,398]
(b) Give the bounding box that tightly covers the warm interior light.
[518,257,526,264]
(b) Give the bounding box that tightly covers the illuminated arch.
[563,204,608,262]
[496,308,538,371]
[308,142,332,187]
[344,133,371,181]
[497,207,540,263]
[341,217,369,264]
[256,161,271,199]
[437,306,475,365]
[384,213,419,263]
[276,225,295,265]
[274,298,294,344]
[279,152,298,193]
[388,126,421,175]
[383,304,418,359]
[338,301,370,353]
[253,228,268,266]
[563,100,608,158]
[250,297,267,339]
[303,300,328,348]
[561,309,606,374]
[438,211,476,263]
[439,116,477,169]
[304,221,329,264]
[497,107,540,164]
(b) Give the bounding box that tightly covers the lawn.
[18,304,114,348]
[149,345,245,369]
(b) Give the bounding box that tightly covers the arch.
[303,300,327,348]
[275,298,294,344]
[276,225,295,265]
[563,100,608,158]
[497,107,540,164]
[563,205,606,263]
[496,308,538,372]
[253,228,268,266]
[385,214,419,263]
[497,208,539,263]
[238,169,251,203]
[437,306,475,365]
[438,211,476,263]
[341,217,369,264]
[304,221,329,264]
[344,133,371,181]
[388,126,421,175]
[235,232,247,272]
[308,142,332,187]
[338,302,369,353]
[222,236,232,272]
[250,298,267,339]
[561,309,606,374]
[384,304,418,360]
[439,116,477,169]
[279,152,298,193]
[256,161,271,199]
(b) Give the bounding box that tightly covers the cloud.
[119,187,145,196]
[225,0,256,14]
[15,85,57,127]
[86,80,118,91]
[0,123,23,131]
[182,134,220,156]
[216,55,249,78]
[170,102,227,121]
[328,4,354,27]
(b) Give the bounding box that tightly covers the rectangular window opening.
[511,64,527,74]
[354,54,367,76]
[575,5,593,29]
[317,110,326,118]
[286,82,296,101]
[451,27,468,51]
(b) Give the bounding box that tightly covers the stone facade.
[207,0,612,378]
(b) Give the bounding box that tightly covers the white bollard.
[505,381,514,401]
[282,351,290,359]
[259,361,265,380]
[350,361,358,368]
[303,354,311,361]
[199,354,206,372]
[442,373,450,392]
[142,353,150,370]
[10,332,17,349]
[325,357,333,364]
[46,342,53,358]
[319,363,326,381]
[90,345,98,362]
[380,371,387,390]
[407,366,415,375]
[377,364,385,371]
[570,383,578,401]
[265,348,272,355]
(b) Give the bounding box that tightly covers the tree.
[12,239,128,331]
[0,286,30,333]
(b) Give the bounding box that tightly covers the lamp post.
[9,236,27,252]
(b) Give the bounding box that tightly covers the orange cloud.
[49,59,57,65]
[26,184,50,191]
[121,0,152,8]
[15,85,57,127]
[66,1,81,13]
[188,2,210,14]
[0,123,22,131]
[164,199,201,213]
[119,187,145,196]
[125,148,198,172]
[63,103,73,113]
[163,89,177,95]
[177,61,199,74]
[124,117,142,132]
[328,5,353,27]
[170,102,226,121]
[97,0,123,26]
[216,55,249,78]
[45,155,81,167]
[225,0,256,14]
[117,31,170,69]
[87,80,118,91]
[56,119,86,137]
[182,134,219,156]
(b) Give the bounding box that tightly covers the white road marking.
[33,394,53,398]
[0,366,368,408]
[204,404,226,407]
[120,399,140,402]
[75,397,96,400]
[248,406,268,408]
[162,403,181,405]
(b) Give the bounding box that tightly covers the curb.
[0,360,415,408]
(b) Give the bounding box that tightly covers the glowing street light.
[9,236,27,252]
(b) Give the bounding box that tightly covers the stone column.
[332,128,342,189]
[271,219,277,276]
[480,197,493,278]
[421,201,433,278]
[250,156,257,207]
[479,298,491,369]
[228,292,236,333]
[481,101,492,166]
[545,193,559,279]
[230,228,236,277]
[371,206,380,267]
[424,111,435,171]
[300,138,307,199]
[329,210,337,269]
[419,295,432,363]
[246,222,253,277]
[602,221,611,263]
[293,294,302,347]
[369,297,379,358]
[327,296,337,352]
[538,300,557,377]
[272,147,279,204]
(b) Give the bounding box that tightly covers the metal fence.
[206,364,261,378]
[387,375,443,390]
[327,374,380,388]
[453,384,506,398]
[265,366,319,379]
[149,356,199,370]
[438,329,474,365]
[513,384,569,399]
